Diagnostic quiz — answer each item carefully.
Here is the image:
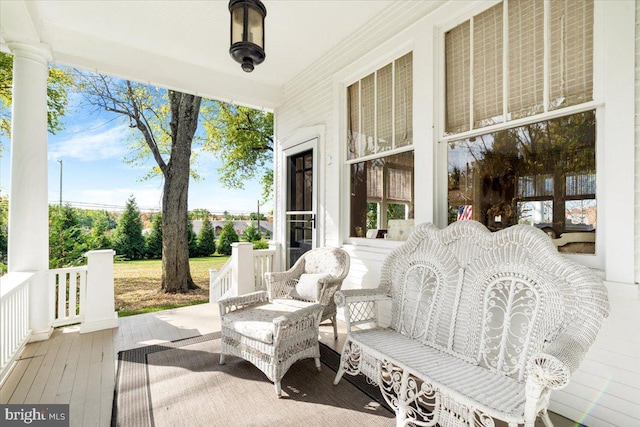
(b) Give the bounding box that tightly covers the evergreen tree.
[112,196,145,260]
[49,204,88,268]
[187,220,198,257]
[87,210,111,250]
[241,224,262,242]
[217,221,239,256]
[196,217,216,256]
[146,214,163,259]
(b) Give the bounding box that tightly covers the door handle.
[309,215,316,229]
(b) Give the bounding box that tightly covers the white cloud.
[49,123,131,162]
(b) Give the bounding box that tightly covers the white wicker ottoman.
[218,291,324,396]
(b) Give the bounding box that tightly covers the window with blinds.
[347,52,413,160]
[445,0,593,134]
[347,52,414,239]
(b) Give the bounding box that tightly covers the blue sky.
[0,92,272,215]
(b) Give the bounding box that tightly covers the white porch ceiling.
[0,0,397,109]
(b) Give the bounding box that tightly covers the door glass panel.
[286,148,314,268]
[286,214,314,268]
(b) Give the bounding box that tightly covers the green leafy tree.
[87,210,112,250]
[217,221,239,256]
[145,214,163,259]
[112,196,145,260]
[196,217,216,256]
[0,52,73,138]
[189,208,210,221]
[241,224,262,242]
[49,205,88,268]
[77,72,200,292]
[187,220,198,257]
[202,103,274,201]
[77,72,273,292]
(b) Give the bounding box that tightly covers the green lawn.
[114,255,230,317]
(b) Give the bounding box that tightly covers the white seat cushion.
[289,273,330,301]
[221,303,302,344]
[350,328,527,417]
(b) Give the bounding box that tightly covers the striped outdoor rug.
[111,332,393,427]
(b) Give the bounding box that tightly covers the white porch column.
[231,242,255,296]
[7,42,53,341]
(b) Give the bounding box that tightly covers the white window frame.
[435,0,607,270]
[336,41,417,247]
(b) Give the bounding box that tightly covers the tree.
[197,217,216,256]
[189,208,210,220]
[187,220,198,258]
[87,210,112,250]
[0,52,73,138]
[77,73,200,292]
[202,103,274,201]
[49,205,88,268]
[76,72,274,292]
[146,214,163,259]
[241,224,262,242]
[112,196,145,260]
[217,221,239,256]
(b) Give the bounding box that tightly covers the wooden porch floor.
[0,303,576,427]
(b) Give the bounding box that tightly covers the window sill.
[343,237,406,250]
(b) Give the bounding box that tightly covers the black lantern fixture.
[229,0,266,73]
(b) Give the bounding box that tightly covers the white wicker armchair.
[218,291,324,397]
[265,247,350,339]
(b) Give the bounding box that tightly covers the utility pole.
[57,159,63,207]
[257,200,260,235]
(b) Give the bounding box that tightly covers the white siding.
[275,1,640,425]
[549,282,640,426]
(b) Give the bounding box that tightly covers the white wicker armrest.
[272,303,324,342]
[334,288,389,307]
[527,335,586,390]
[334,288,390,328]
[265,268,304,299]
[218,291,269,316]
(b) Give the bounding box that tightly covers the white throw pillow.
[289,273,331,301]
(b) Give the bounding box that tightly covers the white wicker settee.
[333,221,609,427]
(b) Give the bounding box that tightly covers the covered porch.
[1,0,639,426]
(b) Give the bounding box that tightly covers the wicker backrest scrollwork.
[380,221,609,383]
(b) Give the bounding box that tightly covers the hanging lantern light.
[229,0,266,73]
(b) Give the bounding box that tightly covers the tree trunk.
[161,91,201,293]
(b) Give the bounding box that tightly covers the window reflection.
[447,110,596,254]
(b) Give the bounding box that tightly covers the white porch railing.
[48,266,87,327]
[209,260,233,301]
[253,248,275,290]
[0,272,33,380]
[210,242,280,302]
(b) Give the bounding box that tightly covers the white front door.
[283,138,318,269]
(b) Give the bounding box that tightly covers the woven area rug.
[111,332,394,427]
